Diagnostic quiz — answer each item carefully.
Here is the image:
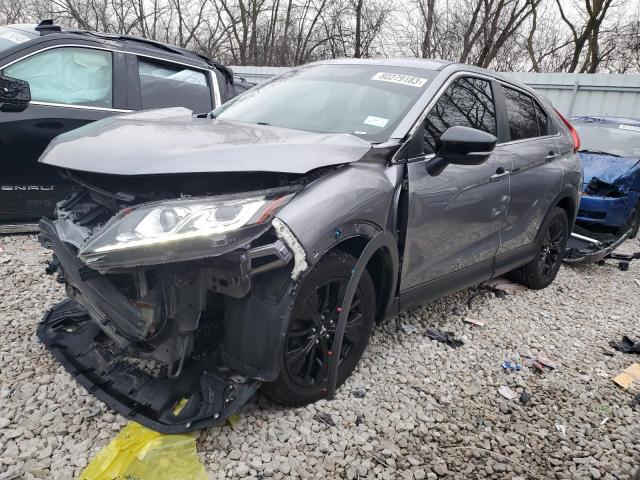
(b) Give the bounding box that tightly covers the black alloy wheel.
[537,216,565,279]
[263,250,376,406]
[284,278,364,387]
[509,207,569,290]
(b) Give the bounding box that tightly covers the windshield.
[212,64,436,142]
[574,120,640,158]
[0,26,36,55]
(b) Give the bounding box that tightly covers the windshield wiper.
[578,149,621,157]
[256,121,270,126]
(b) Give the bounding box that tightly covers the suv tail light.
[554,109,581,153]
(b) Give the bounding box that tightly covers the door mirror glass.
[0,75,30,112]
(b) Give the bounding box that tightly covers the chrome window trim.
[0,43,123,69]
[29,101,132,113]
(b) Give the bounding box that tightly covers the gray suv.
[37,59,582,433]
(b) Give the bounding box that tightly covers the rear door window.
[3,47,113,108]
[423,77,496,154]
[503,86,539,141]
[137,58,212,112]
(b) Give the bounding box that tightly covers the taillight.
[554,109,581,153]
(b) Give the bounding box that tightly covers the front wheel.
[262,250,376,406]
[509,207,569,290]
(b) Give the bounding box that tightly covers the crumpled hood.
[39,107,372,175]
[579,152,640,186]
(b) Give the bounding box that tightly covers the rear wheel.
[263,250,376,406]
[509,207,569,290]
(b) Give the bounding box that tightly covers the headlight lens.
[78,189,295,270]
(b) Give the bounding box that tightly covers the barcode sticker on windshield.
[371,72,428,88]
[1,32,30,44]
[364,115,389,128]
[619,124,640,132]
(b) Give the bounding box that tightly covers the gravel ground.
[1,234,639,480]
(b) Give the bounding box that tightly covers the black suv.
[0,21,239,231]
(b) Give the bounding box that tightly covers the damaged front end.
[38,172,309,433]
[576,153,640,232]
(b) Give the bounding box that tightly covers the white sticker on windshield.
[371,72,428,88]
[364,115,389,128]
[1,32,30,44]
[619,124,640,132]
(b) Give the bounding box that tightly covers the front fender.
[277,162,403,265]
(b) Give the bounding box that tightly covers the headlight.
[78,188,296,271]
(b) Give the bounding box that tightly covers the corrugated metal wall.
[231,65,640,118]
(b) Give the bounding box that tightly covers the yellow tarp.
[79,422,207,480]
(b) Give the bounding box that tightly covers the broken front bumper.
[577,194,637,228]
[38,299,259,433]
[37,217,297,433]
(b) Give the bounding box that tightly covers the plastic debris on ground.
[483,277,528,295]
[400,322,419,334]
[555,424,567,436]
[519,392,533,405]
[609,336,640,355]
[613,363,640,390]
[352,388,366,398]
[426,327,464,348]
[498,385,518,400]
[536,355,558,369]
[79,422,207,480]
[502,360,523,372]
[463,316,486,327]
[313,412,336,427]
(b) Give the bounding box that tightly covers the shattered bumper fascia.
[36,216,303,433]
[577,191,640,228]
[38,298,260,433]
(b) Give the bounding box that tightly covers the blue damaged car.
[572,116,640,238]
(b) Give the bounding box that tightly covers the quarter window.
[424,77,496,154]
[137,58,211,112]
[503,86,539,141]
[3,47,113,107]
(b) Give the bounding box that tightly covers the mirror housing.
[0,75,31,112]
[426,125,497,176]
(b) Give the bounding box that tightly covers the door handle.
[490,168,510,181]
[545,152,558,162]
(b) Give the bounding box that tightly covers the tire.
[509,207,569,290]
[263,250,376,406]
[622,203,640,239]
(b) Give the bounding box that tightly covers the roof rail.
[66,30,235,83]
[35,19,62,35]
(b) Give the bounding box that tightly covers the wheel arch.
[326,233,399,322]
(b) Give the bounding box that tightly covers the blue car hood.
[579,152,640,186]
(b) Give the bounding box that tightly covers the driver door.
[0,45,121,223]
[400,76,511,306]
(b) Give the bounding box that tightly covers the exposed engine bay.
[37,168,329,432]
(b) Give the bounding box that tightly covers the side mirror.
[0,75,31,112]
[427,125,497,175]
